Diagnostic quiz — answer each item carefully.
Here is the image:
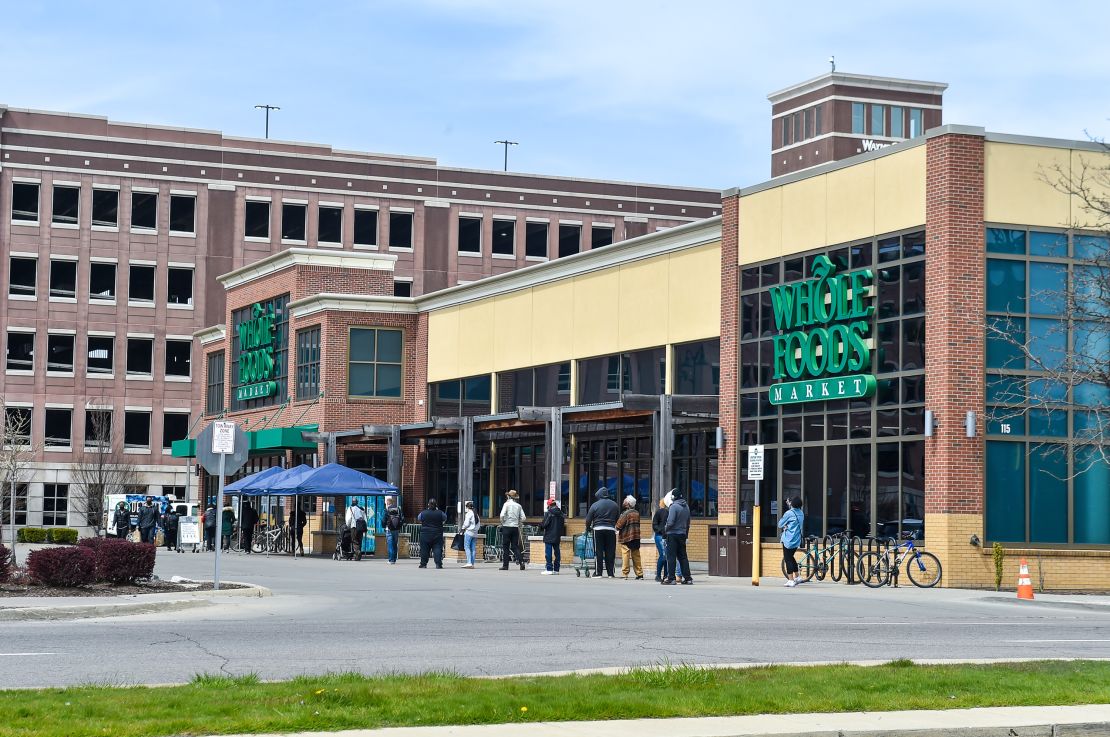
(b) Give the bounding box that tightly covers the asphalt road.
[1,549,1109,688]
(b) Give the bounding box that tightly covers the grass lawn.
[2,660,1109,737]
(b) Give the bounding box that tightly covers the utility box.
[709,525,752,577]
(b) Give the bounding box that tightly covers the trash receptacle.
[709,525,744,577]
[737,525,753,577]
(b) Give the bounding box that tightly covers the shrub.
[0,543,11,583]
[17,527,48,544]
[94,539,156,584]
[47,528,78,545]
[77,536,106,552]
[26,546,97,587]
[992,542,1005,591]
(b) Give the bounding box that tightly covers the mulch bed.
[0,580,248,599]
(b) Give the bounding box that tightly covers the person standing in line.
[459,500,481,568]
[112,501,131,540]
[161,504,180,552]
[240,501,259,554]
[203,503,217,551]
[662,488,692,585]
[345,500,368,561]
[615,495,643,580]
[288,505,308,555]
[584,488,619,578]
[651,498,672,582]
[137,498,159,544]
[383,497,403,564]
[498,490,526,571]
[417,499,448,568]
[778,496,805,588]
[538,498,565,575]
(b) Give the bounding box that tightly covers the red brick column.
[923,131,987,586]
[718,195,740,523]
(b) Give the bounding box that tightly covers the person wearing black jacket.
[240,502,259,554]
[383,498,403,564]
[651,499,669,581]
[417,499,448,568]
[288,506,307,555]
[137,498,159,544]
[584,488,619,578]
[662,489,693,585]
[161,505,180,552]
[539,499,566,575]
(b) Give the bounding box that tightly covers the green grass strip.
[2,661,1109,737]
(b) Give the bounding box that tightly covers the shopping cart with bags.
[573,531,595,578]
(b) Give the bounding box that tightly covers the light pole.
[255,104,280,139]
[494,139,518,171]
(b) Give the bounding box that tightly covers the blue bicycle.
[857,536,942,588]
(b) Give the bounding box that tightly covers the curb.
[981,596,1110,612]
[0,582,271,621]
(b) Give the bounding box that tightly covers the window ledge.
[352,243,378,251]
[45,446,73,453]
[458,251,483,259]
[317,241,343,249]
[11,220,41,228]
[245,236,272,244]
[492,253,516,260]
[8,295,37,302]
[167,303,194,311]
[51,222,80,230]
[124,448,152,455]
[169,231,197,239]
[127,301,156,309]
[125,374,154,381]
[91,225,120,233]
[165,375,192,383]
[49,297,78,304]
[280,239,307,246]
[89,298,117,306]
[47,371,75,378]
[129,228,158,236]
[5,370,34,376]
[87,373,116,380]
[388,246,414,253]
[525,256,549,262]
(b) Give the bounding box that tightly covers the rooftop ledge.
[218,248,398,290]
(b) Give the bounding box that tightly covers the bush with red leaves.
[0,543,12,583]
[26,546,97,587]
[90,538,156,584]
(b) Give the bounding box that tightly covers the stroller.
[333,525,355,561]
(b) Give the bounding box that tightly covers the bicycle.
[252,524,289,554]
[856,535,942,588]
[810,532,851,582]
[781,536,818,582]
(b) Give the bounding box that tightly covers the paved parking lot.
[1,547,1108,688]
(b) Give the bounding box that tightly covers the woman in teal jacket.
[778,496,805,588]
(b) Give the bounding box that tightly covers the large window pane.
[986,316,1025,369]
[986,441,1025,543]
[1073,446,1110,544]
[1029,231,1067,257]
[1029,444,1067,543]
[986,259,1026,312]
[281,203,307,241]
[986,228,1025,255]
[1029,262,1067,315]
[1028,318,1065,371]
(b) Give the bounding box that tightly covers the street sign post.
[195,421,248,590]
[748,444,765,586]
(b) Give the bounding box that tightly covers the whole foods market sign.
[768,255,876,405]
[236,302,278,402]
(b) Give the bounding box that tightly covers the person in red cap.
[538,498,566,575]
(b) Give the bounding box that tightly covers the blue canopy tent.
[223,465,285,494]
[241,464,316,496]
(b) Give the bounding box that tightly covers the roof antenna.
[828,55,836,73]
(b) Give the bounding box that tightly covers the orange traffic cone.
[1016,558,1034,600]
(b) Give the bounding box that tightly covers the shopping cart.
[573,531,595,578]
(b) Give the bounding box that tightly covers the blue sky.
[3,1,1107,190]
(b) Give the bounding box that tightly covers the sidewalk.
[205,704,1110,737]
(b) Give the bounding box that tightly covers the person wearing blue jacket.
[778,496,805,587]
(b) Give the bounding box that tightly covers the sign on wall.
[768,255,876,405]
[236,302,278,402]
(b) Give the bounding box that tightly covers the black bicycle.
[857,537,942,588]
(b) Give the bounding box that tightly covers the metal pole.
[9,478,15,562]
[213,453,225,591]
[752,482,761,586]
[494,140,517,172]
[255,105,280,139]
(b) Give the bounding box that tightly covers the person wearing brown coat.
[615,495,643,579]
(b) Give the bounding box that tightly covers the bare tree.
[0,400,37,557]
[70,405,140,536]
[985,147,1110,472]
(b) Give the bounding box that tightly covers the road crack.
[170,630,232,676]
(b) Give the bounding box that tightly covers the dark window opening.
[591,226,614,249]
[131,191,157,230]
[124,411,151,449]
[349,327,404,398]
[492,219,514,255]
[92,189,119,227]
[42,484,68,526]
[162,412,189,450]
[45,408,72,447]
[525,222,548,258]
[84,409,112,448]
[429,375,491,417]
[815,105,823,136]
[169,194,195,233]
[318,206,342,244]
[245,200,270,239]
[52,185,80,225]
[9,257,36,297]
[353,209,377,246]
[11,182,39,222]
[90,262,116,300]
[281,203,307,241]
[4,407,32,444]
[87,336,114,375]
[558,224,581,258]
[206,351,225,415]
[167,267,193,306]
[126,337,153,375]
[458,216,482,253]
[295,327,321,400]
[47,334,75,372]
[49,260,77,299]
[674,339,721,395]
[6,330,34,370]
[393,280,412,297]
[389,212,413,249]
[129,264,155,302]
[165,340,191,378]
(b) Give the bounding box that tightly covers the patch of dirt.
[0,580,249,598]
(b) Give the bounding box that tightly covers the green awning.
[170,424,320,459]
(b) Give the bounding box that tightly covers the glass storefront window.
[1029,231,1068,257]
[986,441,1026,543]
[986,317,1025,369]
[986,259,1026,312]
[1029,262,1067,314]
[1029,444,1068,544]
[674,339,720,395]
[987,228,1026,254]
[1074,446,1110,544]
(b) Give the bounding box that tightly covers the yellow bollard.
[752,504,761,586]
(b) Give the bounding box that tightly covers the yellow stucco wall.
[984,142,1110,229]
[426,241,721,382]
[738,145,927,266]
